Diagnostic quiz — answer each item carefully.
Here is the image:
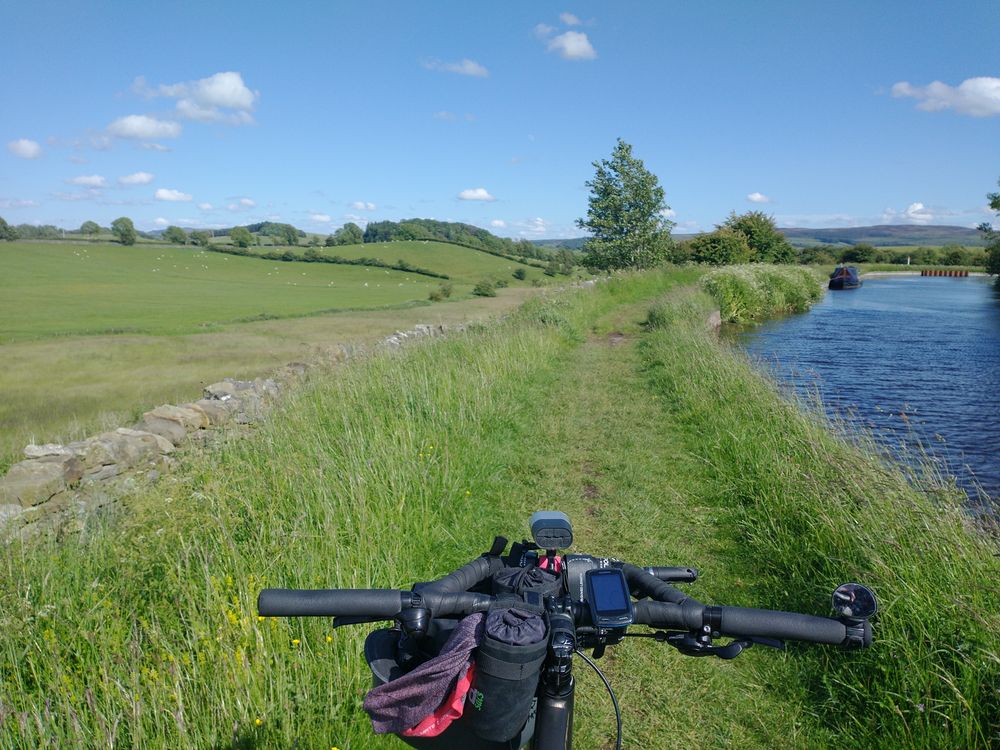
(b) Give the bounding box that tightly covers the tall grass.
[644,291,1000,748]
[701,264,824,323]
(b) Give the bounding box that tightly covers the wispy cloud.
[490,219,506,228]
[7,138,43,159]
[155,188,193,202]
[559,12,581,25]
[119,171,154,186]
[0,198,39,209]
[141,143,171,152]
[747,192,771,203]
[227,197,255,211]
[458,187,496,202]
[350,200,376,210]
[67,175,107,188]
[892,76,1000,117]
[198,202,213,211]
[421,58,489,77]
[108,115,182,140]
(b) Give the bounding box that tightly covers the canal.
[736,273,1000,504]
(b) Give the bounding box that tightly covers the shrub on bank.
[701,264,823,323]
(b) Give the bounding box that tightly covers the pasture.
[0,241,537,467]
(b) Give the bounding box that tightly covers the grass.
[700,264,824,323]
[0,266,996,748]
[0,240,541,468]
[0,242,444,343]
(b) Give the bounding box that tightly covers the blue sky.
[2,1,998,238]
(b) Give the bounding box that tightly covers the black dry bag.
[492,566,562,597]
[465,606,547,743]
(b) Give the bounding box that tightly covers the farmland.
[0,241,540,467]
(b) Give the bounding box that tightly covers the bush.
[701,264,823,323]
[428,282,453,302]
[689,229,752,266]
[513,268,527,281]
[473,280,497,297]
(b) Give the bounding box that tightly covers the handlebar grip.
[716,606,851,645]
[420,556,504,593]
[645,566,699,583]
[257,589,407,618]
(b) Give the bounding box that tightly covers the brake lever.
[627,631,785,659]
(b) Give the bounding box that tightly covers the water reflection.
[735,275,1000,503]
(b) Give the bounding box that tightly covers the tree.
[473,279,497,297]
[513,268,527,281]
[111,216,137,246]
[840,243,877,263]
[163,225,188,245]
[330,222,364,246]
[0,216,17,241]
[230,226,254,248]
[577,139,675,271]
[720,211,795,263]
[190,230,212,247]
[980,178,1000,276]
[688,228,752,266]
[80,220,100,236]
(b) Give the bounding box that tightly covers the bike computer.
[584,568,634,630]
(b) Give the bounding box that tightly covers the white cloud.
[154,217,169,227]
[517,217,549,235]
[891,77,1000,117]
[351,200,376,210]
[7,138,43,159]
[747,192,771,203]
[119,171,154,186]
[881,201,935,225]
[559,12,581,25]
[547,31,596,60]
[198,202,213,211]
[458,187,496,201]
[227,197,255,211]
[134,72,259,124]
[660,207,677,218]
[141,143,171,152]
[433,110,457,121]
[490,219,507,228]
[240,197,255,207]
[0,199,39,209]
[53,190,100,202]
[155,188,193,202]
[68,174,107,188]
[534,23,555,38]
[108,115,182,140]
[309,212,332,223]
[421,58,489,77]
[68,155,88,164]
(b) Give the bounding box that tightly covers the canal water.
[735,274,1000,503]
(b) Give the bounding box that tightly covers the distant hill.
[535,225,988,250]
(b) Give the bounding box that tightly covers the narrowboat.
[829,265,862,290]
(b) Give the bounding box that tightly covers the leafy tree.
[330,222,364,246]
[577,139,675,270]
[163,225,188,245]
[839,243,877,263]
[190,230,212,247]
[513,268,527,281]
[0,216,17,241]
[543,260,560,276]
[111,216,137,246]
[980,178,1000,276]
[720,211,795,263]
[688,228,752,266]
[230,227,254,248]
[80,220,101,236]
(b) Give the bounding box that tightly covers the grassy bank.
[701,264,824,323]
[0,266,996,748]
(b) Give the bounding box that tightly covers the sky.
[2,1,998,238]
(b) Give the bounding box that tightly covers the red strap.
[401,663,476,738]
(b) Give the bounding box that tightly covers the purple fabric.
[485,608,546,646]
[364,613,485,735]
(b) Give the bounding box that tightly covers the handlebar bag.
[465,605,548,743]
[364,612,486,736]
[492,566,562,597]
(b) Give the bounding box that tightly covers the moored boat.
[829,265,862,290]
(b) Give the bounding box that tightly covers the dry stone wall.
[0,323,449,541]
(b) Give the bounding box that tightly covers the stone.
[0,504,26,525]
[204,381,238,400]
[83,464,120,482]
[0,460,67,507]
[150,404,209,430]
[36,454,84,484]
[706,309,723,331]
[23,443,73,460]
[136,415,186,446]
[192,399,230,426]
[115,428,174,455]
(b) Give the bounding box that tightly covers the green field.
[0,242,446,342]
[2,270,995,748]
[0,241,541,467]
[314,240,538,283]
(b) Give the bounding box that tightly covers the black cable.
[575,649,622,750]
